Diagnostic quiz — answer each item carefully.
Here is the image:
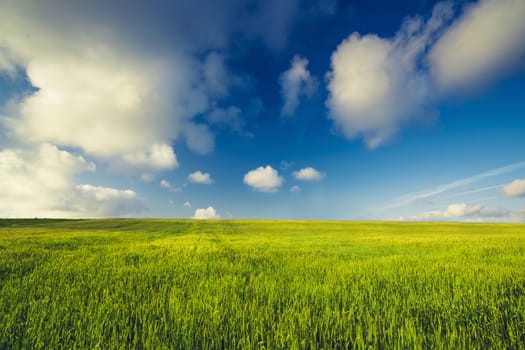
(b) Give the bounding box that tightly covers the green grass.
[1,219,524,349]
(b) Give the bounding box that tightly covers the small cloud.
[280,55,317,116]
[503,178,525,198]
[183,201,192,208]
[293,167,324,181]
[193,206,220,219]
[290,185,300,192]
[243,165,283,193]
[159,179,181,192]
[188,171,213,184]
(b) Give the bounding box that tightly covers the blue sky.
[0,0,524,221]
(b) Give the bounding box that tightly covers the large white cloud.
[503,178,525,198]
[188,171,213,184]
[0,144,142,217]
[243,165,283,193]
[429,0,525,92]
[326,3,452,148]
[0,0,256,169]
[326,0,525,148]
[193,206,220,219]
[293,167,324,181]
[280,55,317,116]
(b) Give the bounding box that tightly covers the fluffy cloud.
[0,144,141,217]
[0,0,252,170]
[293,167,324,181]
[73,185,143,217]
[243,165,283,192]
[188,171,213,184]
[184,201,192,208]
[325,3,449,148]
[326,0,525,148]
[503,178,525,198]
[429,0,525,92]
[280,55,317,116]
[193,206,220,219]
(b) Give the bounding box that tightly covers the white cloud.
[293,167,324,181]
[119,144,178,172]
[0,1,235,172]
[280,55,317,116]
[184,201,192,208]
[160,180,171,188]
[73,184,142,217]
[290,185,301,192]
[429,0,525,92]
[327,0,525,148]
[193,206,220,219]
[405,202,519,222]
[0,144,141,217]
[326,2,453,148]
[243,165,283,192]
[503,178,525,198]
[188,171,213,184]
[419,203,483,219]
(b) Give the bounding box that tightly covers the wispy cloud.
[384,161,525,209]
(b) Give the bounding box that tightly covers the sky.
[0,0,524,221]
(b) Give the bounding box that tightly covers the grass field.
[0,219,524,349]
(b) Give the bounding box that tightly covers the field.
[0,219,524,349]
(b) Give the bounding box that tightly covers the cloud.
[293,167,324,181]
[280,55,317,116]
[184,201,192,208]
[326,2,453,148]
[202,52,231,98]
[429,0,525,93]
[205,106,248,135]
[418,203,484,219]
[181,123,215,154]
[188,171,213,184]
[290,185,301,192]
[119,144,178,172]
[326,0,525,148]
[243,165,283,192]
[74,185,143,217]
[0,144,142,217]
[0,0,249,171]
[404,202,522,222]
[193,206,220,219]
[503,178,525,198]
[160,180,171,189]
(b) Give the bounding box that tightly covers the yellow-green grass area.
[1,219,524,349]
